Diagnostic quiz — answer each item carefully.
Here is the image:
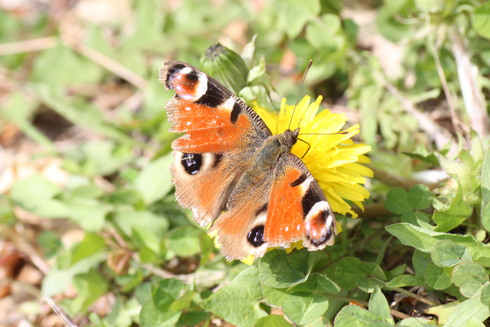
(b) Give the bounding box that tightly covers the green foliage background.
[1,0,490,326]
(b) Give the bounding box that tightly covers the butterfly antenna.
[288,60,313,131]
[297,138,311,159]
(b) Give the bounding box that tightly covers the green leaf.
[113,208,169,240]
[64,141,133,176]
[10,174,69,218]
[278,274,338,325]
[397,317,434,326]
[276,0,320,39]
[431,240,469,267]
[472,2,490,40]
[177,311,210,327]
[332,257,366,290]
[385,223,437,252]
[254,315,292,327]
[200,266,266,327]
[333,305,393,327]
[460,280,484,298]
[64,197,112,232]
[452,261,488,297]
[386,275,424,288]
[424,263,452,290]
[152,279,185,312]
[30,43,103,88]
[433,183,472,232]
[407,185,432,210]
[134,154,173,204]
[133,225,162,254]
[386,223,490,266]
[69,233,106,266]
[282,291,329,325]
[305,14,343,51]
[385,187,412,214]
[368,287,393,323]
[166,227,202,257]
[481,149,490,231]
[452,261,488,286]
[71,269,108,313]
[41,253,105,296]
[140,300,181,327]
[258,249,311,288]
[481,283,490,306]
[444,289,490,326]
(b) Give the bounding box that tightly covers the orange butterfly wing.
[161,60,270,154]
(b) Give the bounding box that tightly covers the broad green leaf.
[481,149,490,231]
[425,301,460,325]
[460,280,484,298]
[472,2,490,39]
[385,223,437,252]
[397,317,433,326]
[71,269,108,313]
[41,253,105,296]
[386,223,490,266]
[452,261,488,297]
[283,291,329,325]
[453,261,488,287]
[200,266,266,327]
[10,174,69,218]
[386,275,423,288]
[332,257,366,291]
[276,0,320,39]
[481,283,490,306]
[258,249,311,288]
[64,197,112,232]
[433,184,472,232]
[407,185,432,210]
[152,279,185,312]
[140,300,181,327]
[368,287,393,323]
[333,305,393,327]
[113,208,169,240]
[166,227,202,257]
[69,233,106,266]
[133,225,162,254]
[177,311,210,327]
[64,141,133,176]
[134,154,173,204]
[30,43,103,88]
[254,315,291,327]
[424,264,452,290]
[431,240,469,267]
[385,187,411,214]
[305,14,343,51]
[444,289,490,326]
[278,274,339,325]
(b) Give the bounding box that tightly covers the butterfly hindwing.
[266,154,336,249]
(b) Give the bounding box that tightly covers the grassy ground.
[1,0,490,326]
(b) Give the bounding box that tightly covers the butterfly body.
[160,60,336,260]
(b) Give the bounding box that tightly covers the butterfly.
[160,60,336,260]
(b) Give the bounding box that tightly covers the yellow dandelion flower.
[253,95,373,218]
